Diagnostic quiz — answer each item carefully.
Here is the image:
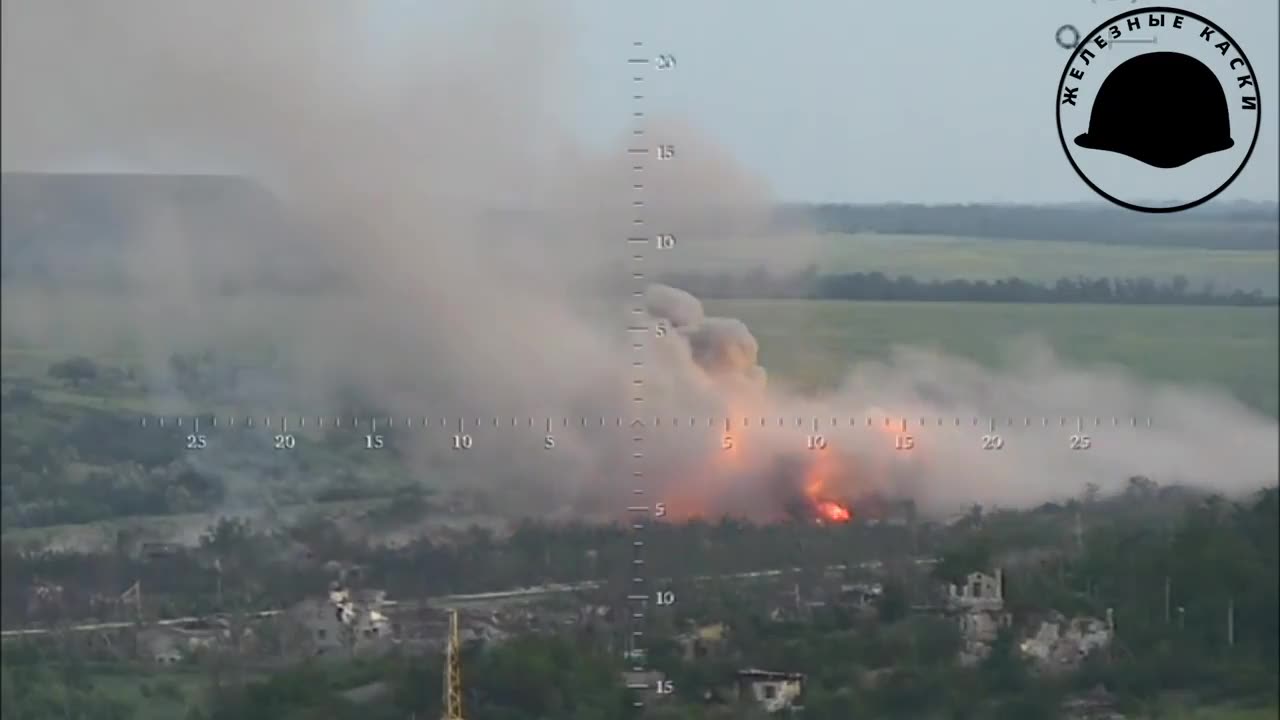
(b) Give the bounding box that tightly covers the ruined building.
[736,669,805,714]
[283,584,395,658]
[948,568,1010,666]
[948,569,1004,613]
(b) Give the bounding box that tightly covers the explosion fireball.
[813,499,852,524]
[802,442,854,524]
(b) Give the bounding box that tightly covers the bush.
[48,356,100,386]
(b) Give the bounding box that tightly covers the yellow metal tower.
[442,609,464,720]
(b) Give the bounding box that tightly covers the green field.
[707,300,1280,418]
[4,291,1277,419]
[685,233,1280,295]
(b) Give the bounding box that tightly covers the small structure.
[944,569,1009,666]
[948,569,1004,612]
[137,621,226,665]
[839,582,883,612]
[138,542,183,561]
[736,669,804,714]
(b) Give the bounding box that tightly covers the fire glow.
[640,412,872,525]
[813,498,852,524]
[803,444,853,524]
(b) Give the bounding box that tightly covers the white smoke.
[2,0,1275,522]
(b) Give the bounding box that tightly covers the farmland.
[680,232,1279,295]
[4,290,1276,420]
[707,299,1280,418]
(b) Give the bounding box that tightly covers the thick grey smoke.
[639,288,1278,518]
[0,0,783,517]
[3,1,1275,523]
[645,285,767,400]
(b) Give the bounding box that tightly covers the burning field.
[627,280,1278,524]
[633,284,930,525]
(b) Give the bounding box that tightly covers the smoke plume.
[2,1,1275,523]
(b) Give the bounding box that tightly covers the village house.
[948,569,1004,613]
[944,568,1011,666]
[736,668,805,714]
[838,581,884,613]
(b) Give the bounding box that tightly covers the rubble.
[946,567,1011,666]
[283,583,396,658]
[1019,610,1114,673]
[957,610,1011,667]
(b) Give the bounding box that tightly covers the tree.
[934,539,992,587]
[1083,482,1101,505]
[878,580,909,624]
[912,616,962,667]
[48,356,99,387]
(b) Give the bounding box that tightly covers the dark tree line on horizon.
[663,268,1278,306]
[774,202,1280,251]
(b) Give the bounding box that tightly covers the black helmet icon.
[1074,51,1234,169]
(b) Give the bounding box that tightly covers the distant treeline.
[774,202,1280,251]
[663,268,1278,306]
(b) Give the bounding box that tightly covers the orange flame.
[815,499,851,523]
[802,446,853,524]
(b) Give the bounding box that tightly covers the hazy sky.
[8,0,1277,205]
[375,0,1278,204]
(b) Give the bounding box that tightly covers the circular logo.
[1056,7,1261,213]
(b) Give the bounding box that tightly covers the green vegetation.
[1,344,414,532]
[0,649,205,720]
[707,300,1280,418]
[779,202,1279,251]
[3,296,1275,534]
[86,666,207,720]
[682,233,1278,295]
[667,267,1275,305]
[5,487,1272,719]
[3,179,1277,717]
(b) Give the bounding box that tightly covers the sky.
[7,0,1278,205]
[369,0,1278,205]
